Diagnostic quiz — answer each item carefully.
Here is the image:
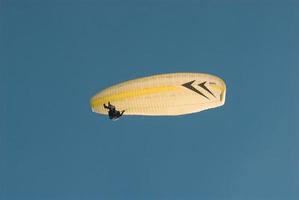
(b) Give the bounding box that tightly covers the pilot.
[103,102,125,120]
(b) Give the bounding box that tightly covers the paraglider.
[90,72,226,120]
[103,102,125,121]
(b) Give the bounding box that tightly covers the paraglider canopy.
[90,72,226,119]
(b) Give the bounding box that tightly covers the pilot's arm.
[108,102,116,109]
[103,103,109,109]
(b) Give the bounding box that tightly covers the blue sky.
[1,0,299,199]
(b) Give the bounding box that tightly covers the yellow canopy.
[90,72,226,116]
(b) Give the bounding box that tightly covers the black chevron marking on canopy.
[182,80,209,99]
[198,81,216,98]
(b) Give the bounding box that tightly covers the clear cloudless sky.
[1,0,299,199]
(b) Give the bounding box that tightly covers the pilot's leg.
[118,110,125,117]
